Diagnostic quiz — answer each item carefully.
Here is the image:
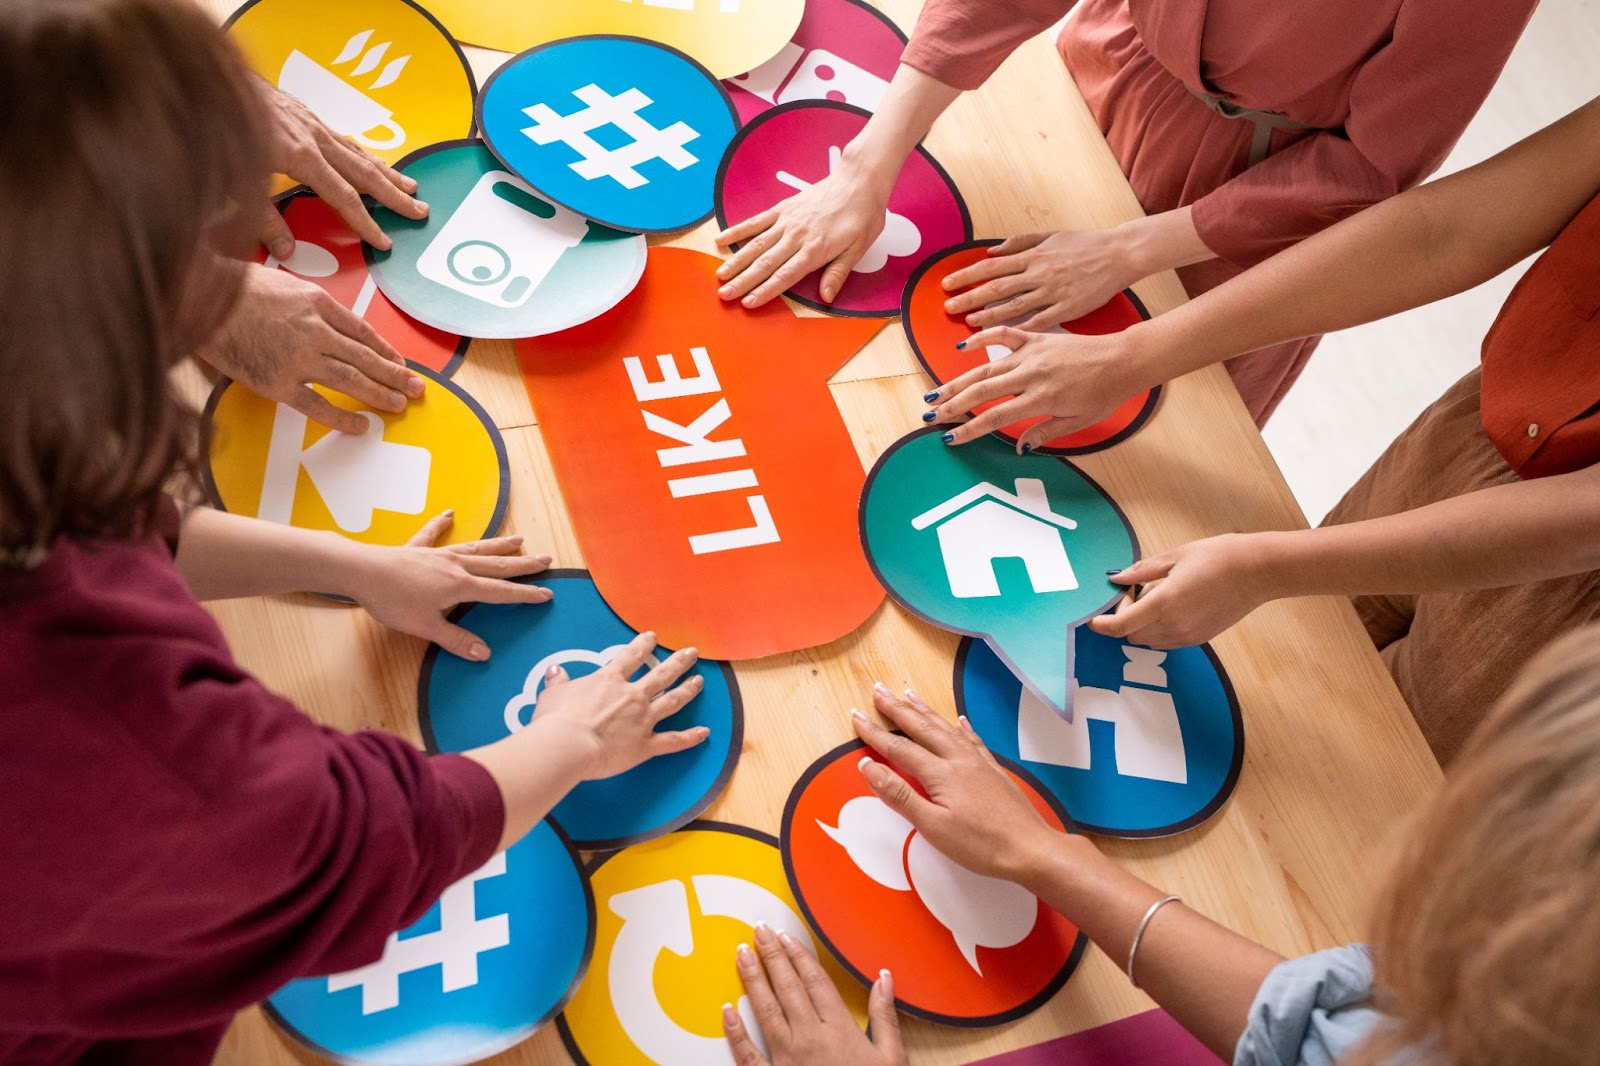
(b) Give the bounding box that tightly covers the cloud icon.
[502,644,658,733]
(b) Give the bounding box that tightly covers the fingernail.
[405,376,425,397]
[508,534,524,545]
[722,1003,739,1027]
[873,681,889,694]
[923,390,940,403]
[536,554,553,565]
[904,687,918,700]
[850,708,867,723]
[942,432,955,444]
[443,508,455,518]
[943,299,958,312]
[1106,568,1123,576]
[718,286,733,298]
[373,235,393,251]
[921,410,937,422]
[737,943,753,962]
[955,340,967,350]
[469,642,489,661]
[269,238,293,259]
[777,930,795,946]
[547,664,563,678]
[942,276,955,288]
[879,969,894,995]
[741,295,757,308]
[753,922,774,946]
[1021,442,1033,454]
[958,714,971,728]
[411,199,430,217]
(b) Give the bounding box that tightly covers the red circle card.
[902,240,1158,454]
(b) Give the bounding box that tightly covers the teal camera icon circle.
[447,239,512,286]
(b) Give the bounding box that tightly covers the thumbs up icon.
[256,405,431,533]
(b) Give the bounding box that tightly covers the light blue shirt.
[1234,945,1394,1066]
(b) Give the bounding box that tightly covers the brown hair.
[0,0,269,563]
[1348,624,1600,1066]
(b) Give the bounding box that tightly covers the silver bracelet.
[1126,894,1182,987]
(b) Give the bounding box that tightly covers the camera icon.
[417,170,587,310]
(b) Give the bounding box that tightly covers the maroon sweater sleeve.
[901,0,1078,91]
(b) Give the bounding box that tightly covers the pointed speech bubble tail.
[988,623,1076,723]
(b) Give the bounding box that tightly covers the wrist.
[1002,824,1089,888]
[323,535,383,601]
[524,713,605,782]
[1235,530,1314,602]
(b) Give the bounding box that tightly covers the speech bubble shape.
[226,0,476,198]
[715,101,971,317]
[859,428,1139,718]
[516,248,885,661]
[722,0,906,123]
[902,240,1160,454]
[783,739,1085,1027]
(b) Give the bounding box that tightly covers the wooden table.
[209,3,1442,1063]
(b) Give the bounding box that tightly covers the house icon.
[911,478,1079,599]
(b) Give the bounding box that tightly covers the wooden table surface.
[207,3,1442,1063]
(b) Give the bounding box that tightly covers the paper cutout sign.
[366,140,646,339]
[859,428,1138,718]
[903,240,1160,454]
[723,0,906,124]
[783,739,1085,1027]
[559,822,868,1066]
[419,570,744,850]
[956,630,1244,838]
[203,365,508,549]
[479,37,739,234]
[965,1009,1224,1066]
[225,0,476,197]
[426,0,802,81]
[260,194,468,376]
[715,101,971,317]
[516,248,885,661]
[268,820,593,1066]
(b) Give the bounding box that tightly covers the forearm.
[1255,464,1600,600]
[1015,834,1282,1059]
[462,720,593,851]
[174,505,369,601]
[838,64,961,196]
[1116,207,1217,278]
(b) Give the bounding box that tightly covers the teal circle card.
[365,139,645,339]
[418,570,743,850]
[859,427,1138,717]
[478,36,738,234]
[267,819,592,1065]
[956,630,1244,838]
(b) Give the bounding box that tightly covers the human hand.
[924,327,1145,449]
[714,155,891,308]
[1091,533,1277,648]
[347,511,554,660]
[940,229,1141,331]
[531,630,708,780]
[724,922,904,1066]
[850,686,1064,883]
[256,76,427,258]
[204,263,424,434]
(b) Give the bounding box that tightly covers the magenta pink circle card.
[715,100,971,317]
[722,0,907,123]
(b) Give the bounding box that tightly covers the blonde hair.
[1347,624,1600,1066]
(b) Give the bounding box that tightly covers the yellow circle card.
[427,0,803,81]
[226,0,477,195]
[203,366,509,549]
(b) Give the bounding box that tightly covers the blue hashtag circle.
[478,35,739,234]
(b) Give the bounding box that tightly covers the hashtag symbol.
[520,84,700,191]
[326,853,511,1015]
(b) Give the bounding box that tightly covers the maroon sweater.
[0,509,504,1064]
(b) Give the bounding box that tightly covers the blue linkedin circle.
[955,627,1243,838]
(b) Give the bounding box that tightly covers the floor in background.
[1262,0,1600,523]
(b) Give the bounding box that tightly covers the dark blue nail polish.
[942,432,955,444]
[1105,569,1123,576]
[955,341,967,350]
[921,410,937,422]
[1021,442,1033,454]
[923,391,940,403]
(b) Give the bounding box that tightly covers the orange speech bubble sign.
[517,248,885,660]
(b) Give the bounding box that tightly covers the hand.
[204,263,424,434]
[256,76,427,257]
[850,686,1064,882]
[941,229,1140,331]
[715,157,890,308]
[348,511,554,659]
[1091,533,1276,648]
[532,630,708,780]
[725,923,904,1066]
[925,327,1145,449]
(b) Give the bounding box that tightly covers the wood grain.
[201,2,1440,1063]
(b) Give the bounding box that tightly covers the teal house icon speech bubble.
[859,427,1139,720]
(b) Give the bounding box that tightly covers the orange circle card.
[782,739,1086,1027]
[902,240,1158,455]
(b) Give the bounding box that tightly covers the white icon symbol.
[264,239,381,321]
[776,147,918,273]
[521,84,701,191]
[608,876,812,1065]
[417,170,587,309]
[327,852,511,1014]
[256,405,430,533]
[503,644,664,734]
[735,45,891,112]
[1018,646,1188,783]
[622,0,741,10]
[278,30,408,150]
[912,478,1078,599]
[820,796,1038,973]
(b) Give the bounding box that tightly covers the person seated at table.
[726,642,1600,1065]
[927,94,1600,767]
[714,0,1536,426]
[0,1,711,1060]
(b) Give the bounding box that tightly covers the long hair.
[1348,624,1600,1065]
[0,0,269,562]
